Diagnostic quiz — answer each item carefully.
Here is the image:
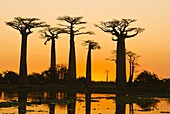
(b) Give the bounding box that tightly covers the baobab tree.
[57,16,94,83]
[6,17,47,87]
[126,51,140,83]
[96,19,144,87]
[82,40,101,82]
[40,26,66,83]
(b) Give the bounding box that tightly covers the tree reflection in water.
[0,91,163,114]
[18,89,27,114]
[85,91,91,114]
[136,98,159,111]
[129,103,134,114]
[115,93,126,114]
[48,92,56,114]
[67,92,76,114]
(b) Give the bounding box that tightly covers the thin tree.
[57,16,94,83]
[106,50,117,63]
[6,17,47,87]
[107,50,140,83]
[126,51,140,83]
[95,19,144,87]
[40,26,66,83]
[82,40,101,83]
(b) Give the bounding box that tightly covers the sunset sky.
[0,0,170,81]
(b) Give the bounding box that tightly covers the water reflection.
[115,93,126,114]
[18,89,27,114]
[0,91,169,114]
[67,92,76,114]
[85,92,91,114]
[135,98,159,111]
[48,92,56,114]
[129,103,134,114]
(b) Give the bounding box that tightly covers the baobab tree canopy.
[6,17,47,35]
[57,16,94,36]
[95,19,144,40]
[39,26,67,45]
[82,40,101,50]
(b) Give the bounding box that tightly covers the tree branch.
[74,31,94,36]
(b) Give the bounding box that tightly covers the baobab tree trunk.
[68,37,76,83]
[86,46,91,82]
[19,34,28,87]
[50,38,57,83]
[116,37,126,87]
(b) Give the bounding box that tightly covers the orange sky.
[0,0,170,81]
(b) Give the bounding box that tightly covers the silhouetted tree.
[41,68,51,82]
[57,16,94,83]
[106,50,117,63]
[126,51,140,83]
[95,19,144,87]
[106,50,140,83]
[40,26,66,83]
[28,72,46,84]
[82,40,101,82]
[0,73,3,84]
[134,70,159,84]
[3,70,19,84]
[56,64,68,80]
[162,78,170,83]
[6,17,47,87]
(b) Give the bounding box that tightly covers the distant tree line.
[0,64,68,85]
[1,68,170,87]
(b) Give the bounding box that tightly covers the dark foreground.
[1,82,170,97]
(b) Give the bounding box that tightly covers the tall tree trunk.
[128,62,134,83]
[19,34,28,87]
[116,37,126,87]
[68,36,76,83]
[128,60,132,83]
[50,38,56,83]
[131,63,135,82]
[86,46,91,82]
